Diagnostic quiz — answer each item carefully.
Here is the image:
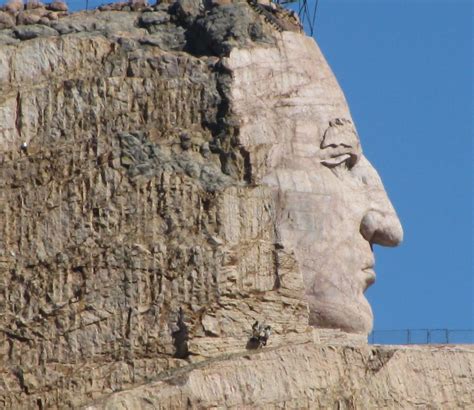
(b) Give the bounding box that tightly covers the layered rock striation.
[0,2,307,407]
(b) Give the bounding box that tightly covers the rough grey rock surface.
[14,23,58,39]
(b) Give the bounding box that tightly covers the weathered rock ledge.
[84,336,474,409]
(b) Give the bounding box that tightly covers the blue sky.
[309,0,473,332]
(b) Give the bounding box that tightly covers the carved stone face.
[227,32,403,334]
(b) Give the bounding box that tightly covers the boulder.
[0,10,15,29]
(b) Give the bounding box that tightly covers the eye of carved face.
[320,118,361,169]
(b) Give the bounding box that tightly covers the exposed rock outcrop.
[84,339,474,409]
[0,2,307,407]
[0,2,470,408]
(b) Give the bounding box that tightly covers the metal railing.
[369,329,474,345]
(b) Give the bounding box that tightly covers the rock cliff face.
[0,3,307,407]
[0,2,472,408]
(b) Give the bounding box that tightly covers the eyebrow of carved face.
[320,118,360,150]
[319,118,361,168]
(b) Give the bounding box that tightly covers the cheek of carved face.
[226,34,402,335]
[274,119,402,334]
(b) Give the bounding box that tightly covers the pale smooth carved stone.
[225,32,403,334]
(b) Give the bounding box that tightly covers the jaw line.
[308,295,374,334]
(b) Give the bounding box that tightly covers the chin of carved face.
[227,32,403,334]
[308,293,374,334]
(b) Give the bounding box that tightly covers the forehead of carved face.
[226,32,357,173]
[227,32,403,334]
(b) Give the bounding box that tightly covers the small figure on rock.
[179,132,192,150]
[20,142,28,154]
[248,320,271,348]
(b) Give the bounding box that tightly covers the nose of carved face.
[353,156,403,249]
[360,211,403,247]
